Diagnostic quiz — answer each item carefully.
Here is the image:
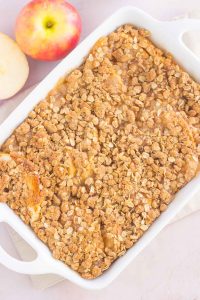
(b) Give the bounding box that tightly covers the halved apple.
[0,33,29,100]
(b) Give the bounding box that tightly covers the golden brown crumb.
[1,24,200,279]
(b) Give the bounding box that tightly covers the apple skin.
[15,0,81,61]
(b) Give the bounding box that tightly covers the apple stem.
[46,21,54,29]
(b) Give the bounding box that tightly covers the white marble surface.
[1,0,200,299]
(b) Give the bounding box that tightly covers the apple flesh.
[0,33,29,100]
[15,0,81,61]
[0,152,41,222]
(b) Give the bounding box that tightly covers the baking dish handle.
[157,18,200,82]
[166,18,200,35]
[0,203,53,275]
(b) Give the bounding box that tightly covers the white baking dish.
[1,6,200,290]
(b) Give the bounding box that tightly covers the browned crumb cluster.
[1,24,200,279]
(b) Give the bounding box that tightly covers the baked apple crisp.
[1,24,200,279]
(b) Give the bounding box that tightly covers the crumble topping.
[0,24,200,279]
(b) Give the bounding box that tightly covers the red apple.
[15,0,81,61]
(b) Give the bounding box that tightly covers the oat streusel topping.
[0,24,200,279]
